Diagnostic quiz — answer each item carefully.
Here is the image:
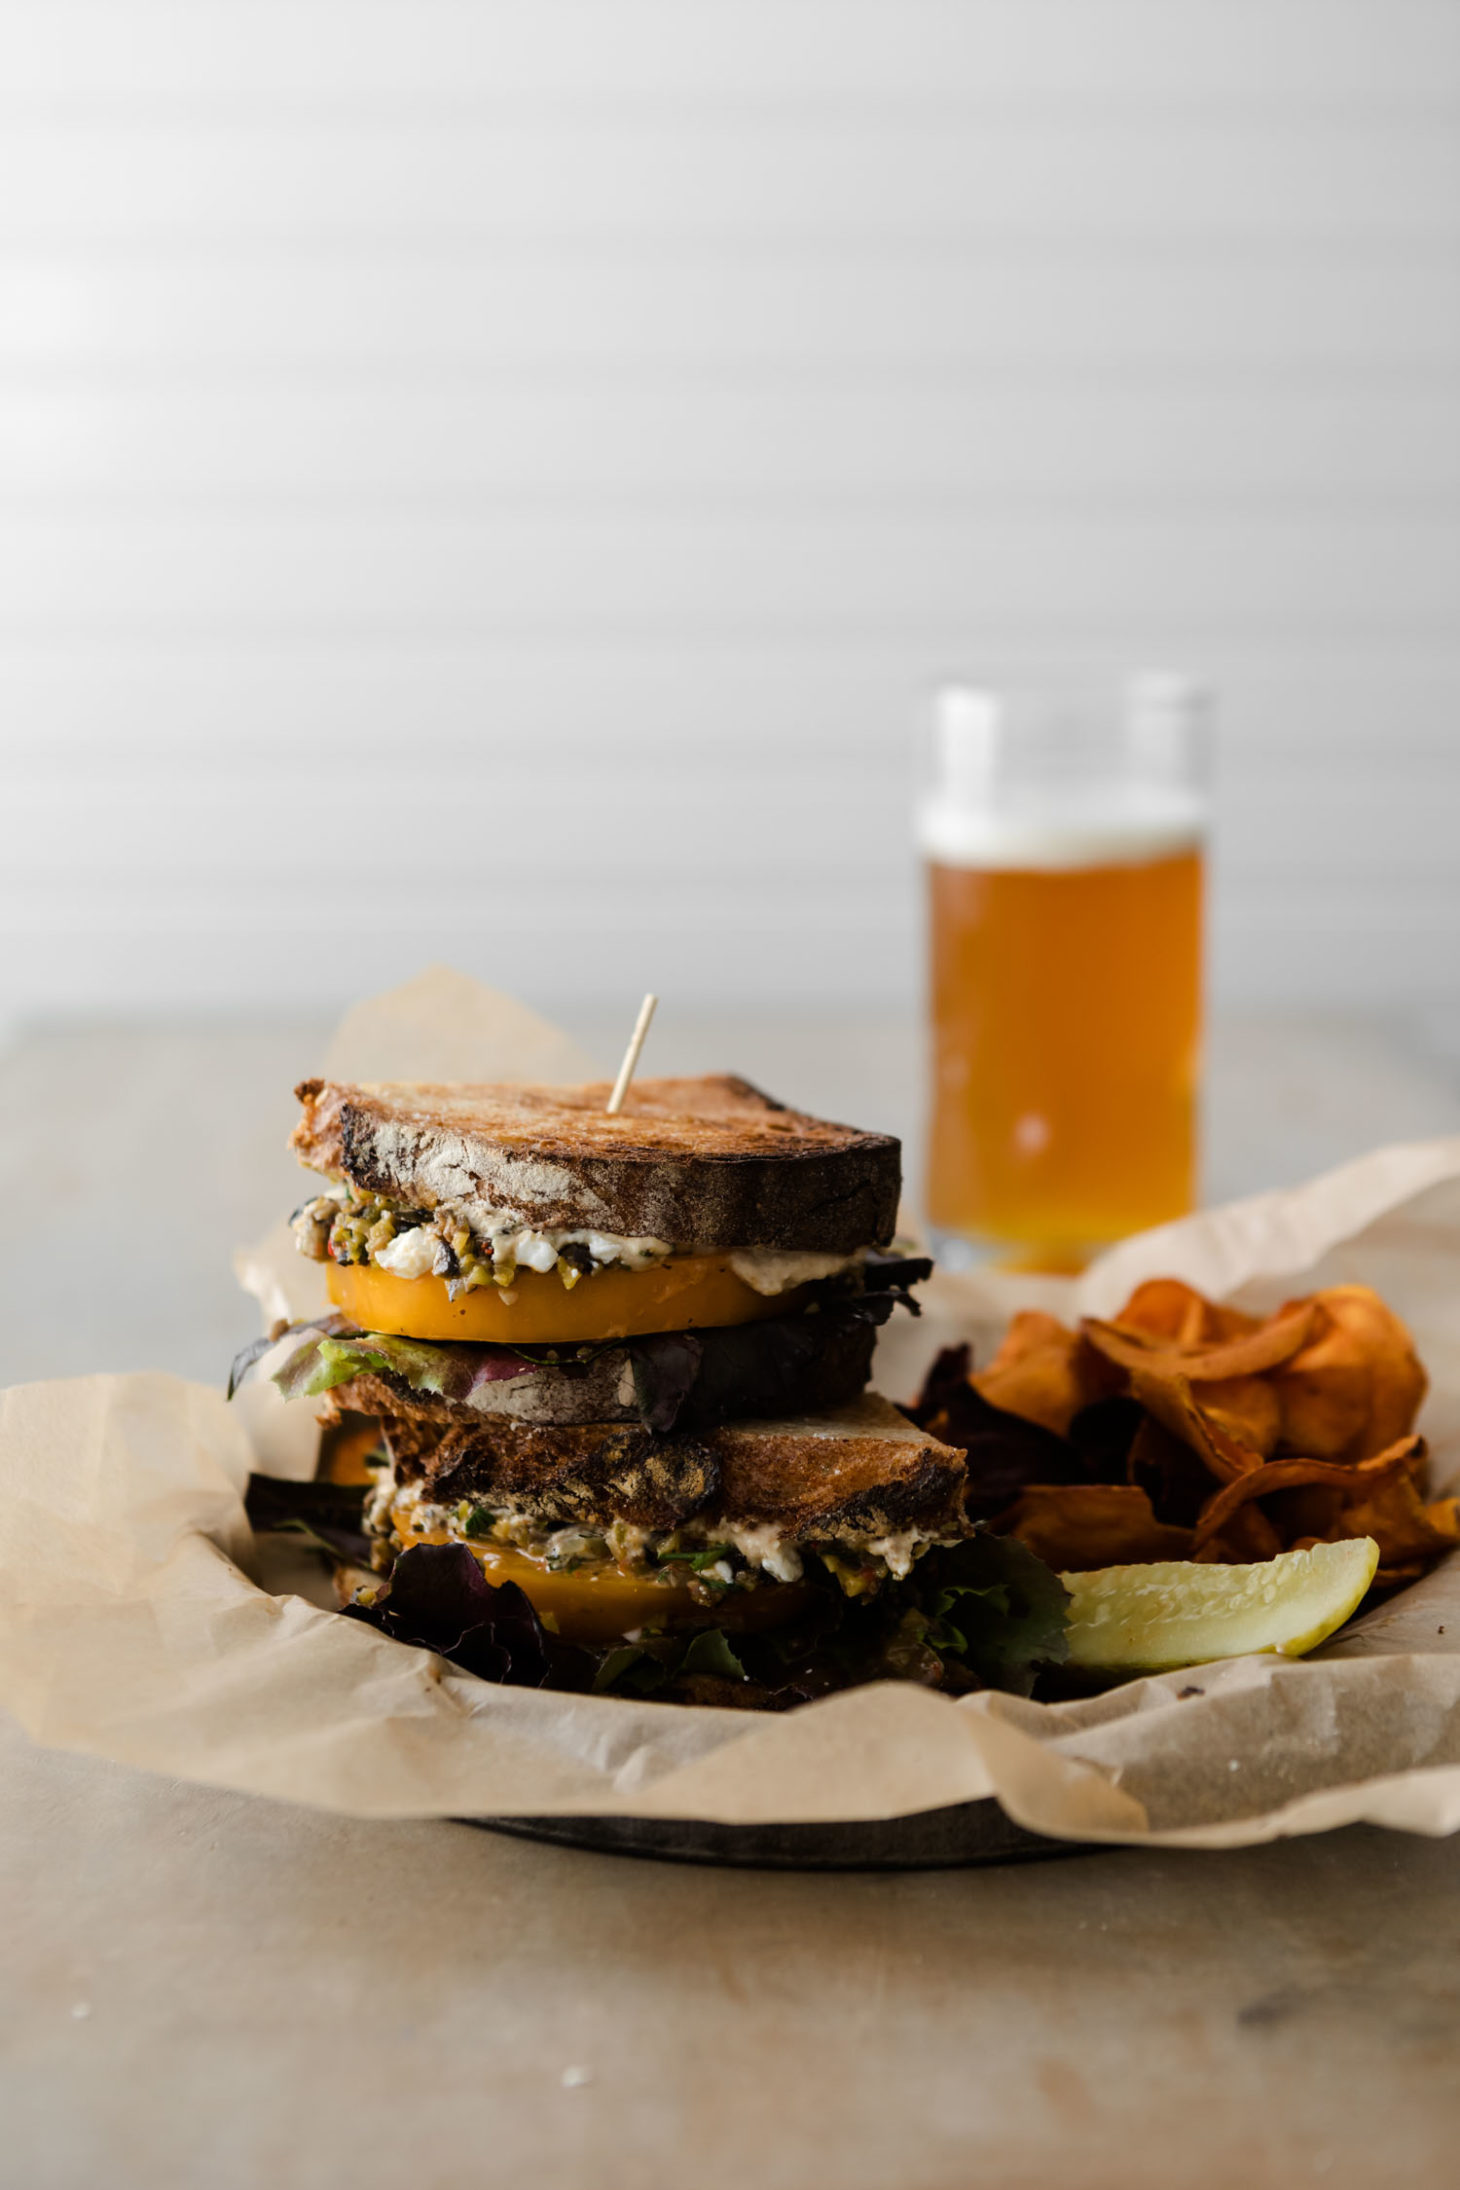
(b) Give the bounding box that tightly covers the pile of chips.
[912,1279,1457,1590]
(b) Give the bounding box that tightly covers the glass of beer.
[920,676,1209,1270]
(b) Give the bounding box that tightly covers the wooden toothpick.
[606,993,658,1114]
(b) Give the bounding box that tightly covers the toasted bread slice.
[292,1074,899,1252]
[380,1394,966,1546]
[709,1400,964,1542]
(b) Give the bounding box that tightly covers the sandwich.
[234,1075,1068,1704]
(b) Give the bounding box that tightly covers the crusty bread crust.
[383,1394,966,1543]
[710,1400,963,1539]
[292,1074,900,1252]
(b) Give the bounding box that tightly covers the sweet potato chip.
[1325,1462,1460,1569]
[972,1310,1112,1437]
[1125,1415,1218,1527]
[1083,1301,1315,1386]
[1374,1563,1429,1592]
[996,1483,1194,1572]
[1188,1375,1282,1456]
[1271,1286,1428,1463]
[1271,1325,1372,1458]
[1068,1396,1146,1486]
[1122,1364,1266,1486]
[1191,1436,1421,1552]
[910,1345,1086,1521]
[1258,1480,1351,1547]
[1110,1278,1258,1347]
[1082,1307,1305,1470]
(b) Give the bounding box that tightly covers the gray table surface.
[4,1008,1460,2189]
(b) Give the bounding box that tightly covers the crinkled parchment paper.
[4,967,1460,1849]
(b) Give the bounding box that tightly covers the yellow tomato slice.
[321,1415,385,1486]
[394,1524,812,1646]
[326,1254,801,1343]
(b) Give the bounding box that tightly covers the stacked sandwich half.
[238,1075,1064,1703]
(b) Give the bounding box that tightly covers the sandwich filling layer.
[342,1394,974,1646]
[293,1181,674,1285]
[362,1468,967,1647]
[370,1480,823,1645]
[373,1469,957,1594]
[238,1273,919,1437]
[294,1181,863,1297]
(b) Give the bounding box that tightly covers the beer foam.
[918,785,1205,872]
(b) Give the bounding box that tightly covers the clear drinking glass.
[919,674,1211,1271]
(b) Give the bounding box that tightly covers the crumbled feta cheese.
[722,1522,804,1584]
[863,1530,922,1581]
[570,1230,669,1271]
[374,1227,447,1280]
[511,1233,560,1275]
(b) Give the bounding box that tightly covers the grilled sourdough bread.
[291,1074,900,1252]
[366,1395,965,1550]
[359,1395,974,1646]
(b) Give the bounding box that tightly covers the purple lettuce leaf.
[341,1541,556,1688]
[907,1344,1086,1521]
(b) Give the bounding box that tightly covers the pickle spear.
[1062,1536,1380,1674]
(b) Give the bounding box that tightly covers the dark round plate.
[468,1798,1089,1870]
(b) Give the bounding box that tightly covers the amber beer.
[922,685,1206,1267]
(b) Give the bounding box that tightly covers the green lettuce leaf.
[912,1535,1070,1695]
[250,1322,538,1406]
[711,1533,1069,1704]
[679,1628,749,1680]
[308,1333,456,1398]
[591,1624,748,1695]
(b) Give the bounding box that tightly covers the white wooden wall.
[2,2,1457,1019]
